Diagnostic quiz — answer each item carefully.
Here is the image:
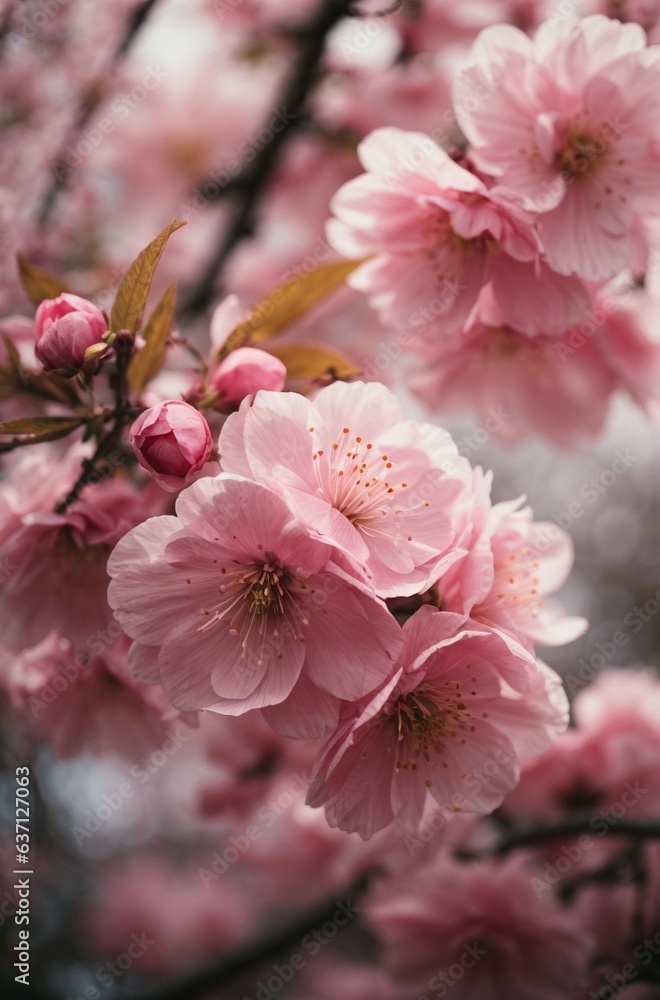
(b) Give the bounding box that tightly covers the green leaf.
[0,415,83,444]
[268,343,361,384]
[17,255,68,306]
[220,258,364,356]
[110,221,186,335]
[128,284,177,395]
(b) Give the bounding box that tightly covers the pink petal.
[261,672,340,739]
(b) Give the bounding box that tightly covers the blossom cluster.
[1,1,659,998]
[328,15,660,446]
[102,379,580,838]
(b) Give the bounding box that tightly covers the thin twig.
[121,870,374,1000]
[456,816,660,860]
[55,337,133,512]
[181,0,355,317]
[39,0,163,223]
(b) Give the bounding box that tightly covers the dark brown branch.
[39,0,163,223]
[457,816,660,861]
[120,870,374,1000]
[181,0,355,317]
[55,336,134,512]
[116,0,162,57]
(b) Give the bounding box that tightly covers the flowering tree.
[2,1,660,998]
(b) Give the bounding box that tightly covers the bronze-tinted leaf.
[0,361,81,406]
[0,415,83,444]
[0,332,23,374]
[220,258,364,356]
[127,284,177,395]
[268,343,361,383]
[17,255,68,307]
[110,221,186,335]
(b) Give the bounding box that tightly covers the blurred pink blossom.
[366,854,592,999]
[0,631,172,760]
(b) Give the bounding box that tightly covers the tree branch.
[457,816,660,861]
[55,336,134,512]
[181,0,355,317]
[124,871,374,1000]
[39,0,163,224]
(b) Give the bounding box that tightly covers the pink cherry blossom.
[86,855,252,976]
[0,443,160,653]
[435,466,587,649]
[366,854,592,999]
[306,606,565,839]
[196,711,319,818]
[584,0,660,36]
[107,473,403,738]
[504,668,660,824]
[34,292,108,373]
[597,287,660,413]
[129,400,213,493]
[453,15,660,280]
[326,127,589,337]
[219,380,470,598]
[209,346,286,407]
[409,285,616,447]
[0,632,172,760]
[236,793,391,909]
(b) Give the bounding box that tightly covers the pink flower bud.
[34,293,109,373]
[129,400,213,492]
[209,347,286,407]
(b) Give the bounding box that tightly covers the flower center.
[391,685,475,780]
[199,559,308,664]
[487,326,523,356]
[247,566,286,618]
[555,127,608,181]
[310,425,429,536]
